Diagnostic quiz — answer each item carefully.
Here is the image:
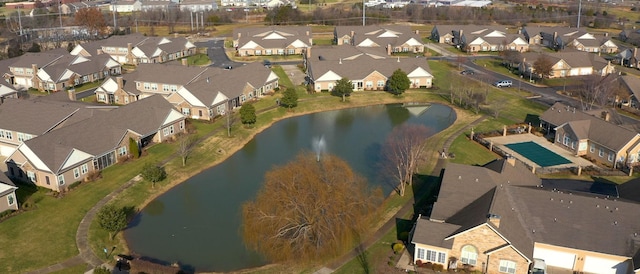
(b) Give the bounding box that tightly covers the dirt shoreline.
[121,92,462,271]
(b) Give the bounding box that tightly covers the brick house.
[0,171,18,214]
[5,95,185,192]
[411,159,640,273]
[519,51,615,78]
[306,46,433,92]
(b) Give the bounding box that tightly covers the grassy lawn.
[50,264,91,274]
[74,80,103,92]
[185,53,210,66]
[314,38,334,46]
[449,135,500,166]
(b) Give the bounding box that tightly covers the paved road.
[194,38,244,69]
[76,88,96,100]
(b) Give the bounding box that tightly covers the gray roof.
[622,75,640,101]
[234,26,312,49]
[10,52,64,68]
[309,46,431,81]
[411,217,459,249]
[0,98,89,135]
[335,25,422,48]
[134,63,207,86]
[540,102,638,151]
[22,95,180,173]
[521,50,606,69]
[434,25,510,37]
[100,33,148,48]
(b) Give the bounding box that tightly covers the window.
[416,248,446,264]
[5,131,12,140]
[179,120,185,130]
[241,95,246,103]
[417,248,425,260]
[73,168,80,179]
[608,152,614,162]
[163,85,170,92]
[599,148,604,157]
[255,50,262,55]
[7,193,15,206]
[81,164,88,174]
[171,85,177,92]
[58,175,65,186]
[27,171,36,183]
[366,81,373,88]
[124,97,129,104]
[590,144,595,153]
[45,176,50,185]
[182,108,191,115]
[151,84,158,90]
[277,49,284,55]
[377,80,385,87]
[563,135,570,146]
[265,49,272,55]
[98,94,106,101]
[25,134,32,140]
[17,133,24,142]
[118,146,127,156]
[0,130,4,138]
[571,141,575,149]
[461,245,478,265]
[288,49,295,54]
[144,83,151,90]
[499,260,516,274]
[169,125,174,134]
[163,127,170,136]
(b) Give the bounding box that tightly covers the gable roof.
[234,26,312,50]
[0,98,89,135]
[335,25,423,48]
[134,63,207,86]
[541,102,639,151]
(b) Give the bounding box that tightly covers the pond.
[125,103,456,272]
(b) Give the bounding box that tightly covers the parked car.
[494,80,513,87]
[531,258,547,274]
[460,69,474,75]
[263,60,272,68]
[223,65,233,70]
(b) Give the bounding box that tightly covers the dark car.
[223,65,233,70]
[263,60,272,68]
[460,69,474,75]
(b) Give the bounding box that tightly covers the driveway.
[194,38,244,69]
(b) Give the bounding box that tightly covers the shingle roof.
[411,217,459,249]
[134,63,207,85]
[0,98,87,134]
[22,95,180,172]
[541,102,638,151]
[10,52,64,68]
[336,25,423,48]
[234,26,312,50]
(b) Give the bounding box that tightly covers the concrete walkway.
[316,115,488,273]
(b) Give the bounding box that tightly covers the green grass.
[185,53,211,66]
[74,80,103,92]
[50,264,91,274]
[449,135,500,166]
[314,38,334,46]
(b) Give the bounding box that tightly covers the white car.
[494,80,513,87]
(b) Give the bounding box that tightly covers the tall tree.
[331,78,353,102]
[242,152,383,262]
[387,69,410,96]
[532,55,554,79]
[239,103,257,126]
[97,204,128,240]
[381,124,431,196]
[280,87,298,109]
[128,137,139,159]
[74,8,107,38]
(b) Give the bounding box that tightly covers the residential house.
[220,0,248,6]
[95,63,207,104]
[617,48,640,68]
[522,26,617,53]
[179,0,218,11]
[95,63,279,120]
[334,25,425,54]
[430,25,527,52]
[5,95,186,192]
[5,50,66,89]
[539,102,640,168]
[0,97,93,157]
[233,26,312,57]
[619,28,640,46]
[621,75,640,105]
[0,84,19,102]
[167,62,279,120]
[110,0,142,12]
[307,46,433,92]
[34,54,122,92]
[411,159,640,273]
[0,171,18,214]
[519,51,615,78]
[61,1,105,14]
[71,34,196,65]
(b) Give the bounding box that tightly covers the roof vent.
[339,58,342,64]
[475,178,478,182]
[614,221,618,226]
[458,175,462,180]
[597,204,600,208]
[554,218,557,222]
[397,57,400,62]
[532,229,536,234]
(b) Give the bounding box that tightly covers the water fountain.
[312,135,326,161]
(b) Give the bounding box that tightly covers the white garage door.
[0,145,15,157]
[533,248,576,269]
[15,78,26,86]
[583,256,628,274]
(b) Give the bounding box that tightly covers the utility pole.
[58,0,62,28]
[190,12,193,31]
[577,0,582,29]
[112,0,117,34]
[362,0,365,26]
[17,6,23,37]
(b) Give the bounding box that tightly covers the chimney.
[339,58,342,65]
[305,47,311,58]
[127,43,133,64]
[237,32,241,39]
[350,30,354,37]
[602,111,610,122]
[488,214,501,228]
[181,58,188,66]
[387,43,392,55]
[506,155,516,166]
[605,32,609,37]
[67,88,76,101]
[116,76,124,89]
[415,29,419,35]
[306,30,310,36]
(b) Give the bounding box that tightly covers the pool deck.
[484,133,595,169]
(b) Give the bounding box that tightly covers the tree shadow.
[411,169,444,218]
[352,230,370,274]
[395,218,413,242]
[13,181,41,208]
[524,114,540,125]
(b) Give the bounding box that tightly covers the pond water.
[125,103,456,272]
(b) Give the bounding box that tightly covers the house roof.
[234,26,312,50]
[134,63,207,86]
[335,25,423,48]
[433,25,510,37]
[521,50,606,69]
[20,95,182,173]
[100,33,148,48]
[510,185,640,257]
[10,51,64,68]
[310,46,431,82]
[425,160,540,259]
[621,75,640,102]
[0,170,16,197]
[541,102,638,151]
[0,98,89,135]
[411,217,459,249]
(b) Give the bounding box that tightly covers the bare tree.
[381,124,431,197]
[579,74,621,110]
[242,152,383,262]
[74,8,108,38]
[533,55,554,79]
[177,134,198,166]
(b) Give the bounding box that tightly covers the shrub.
[433,263,444,271]
[424,262,433,268]
[415,260,423,267]
[67,181,82,190]
[85,170,102,182]
[392,242,405,254]
[93,266,110,274]
[398,231,409,242]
